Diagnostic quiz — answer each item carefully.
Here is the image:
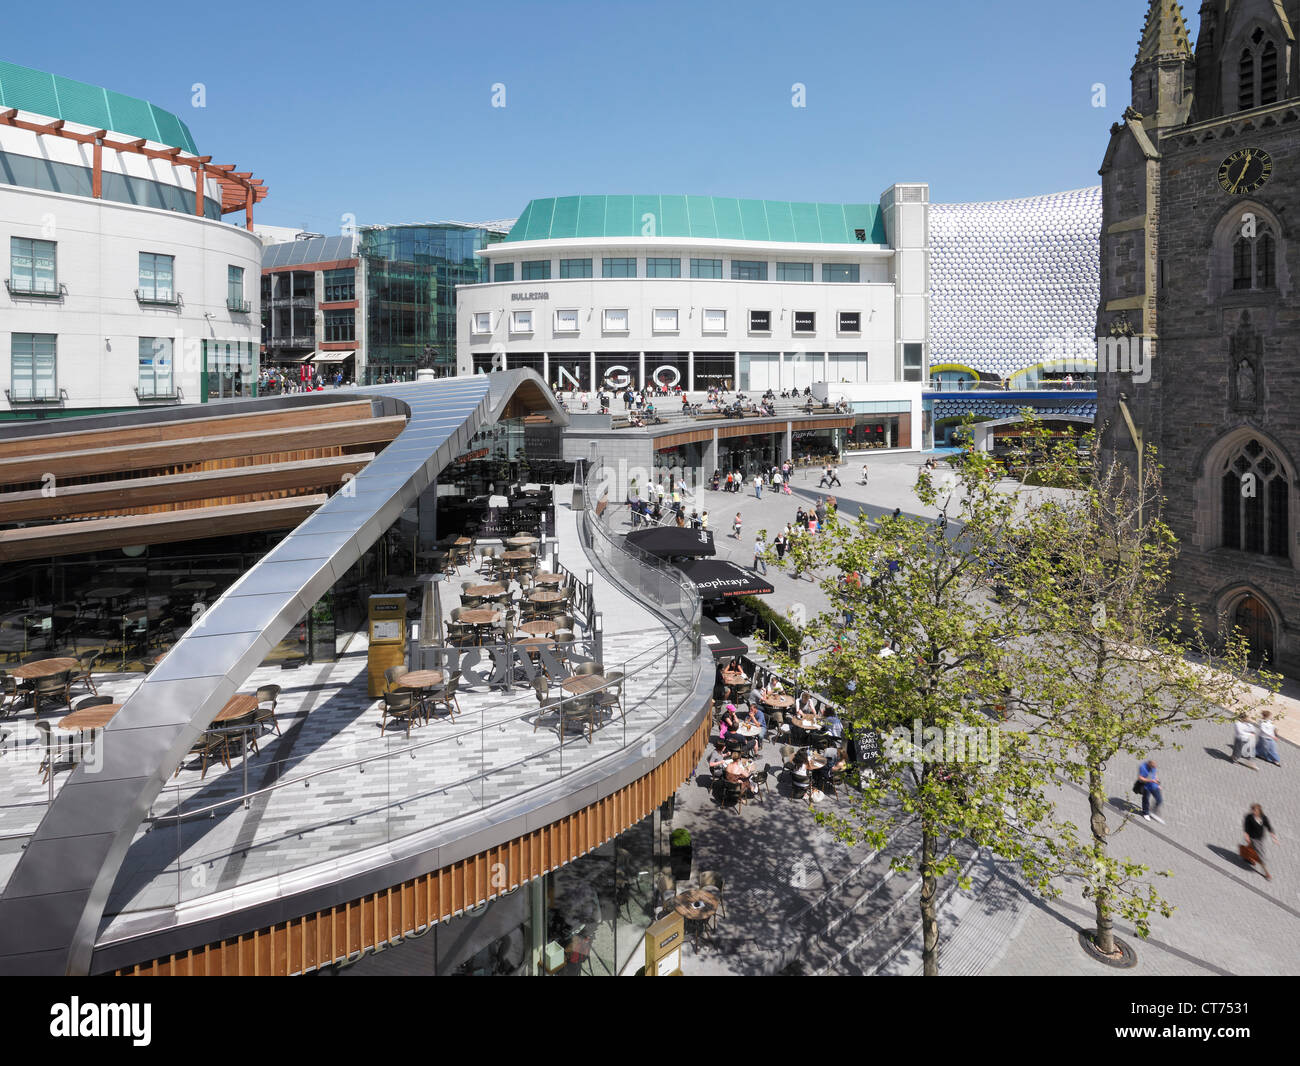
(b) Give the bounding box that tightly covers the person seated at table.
[707,739,728,776]
[791,748,811,781]
[718,702,740,739]
[724,752,755,798]
[745,701,767,742]
[823,711,844,741]
[796,690,817,719]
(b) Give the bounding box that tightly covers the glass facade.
[203,338,256,400]
[138,252,175,303]
[522,260,551,280]
[560,258,592,279]
[602,257,637,278]
[493,262,515,282]
[10,333,57,401]
[690,258,723,279]
[360,224,505,383]
[731,260,768,281]
[10,237,57,294]
[776,261,813,282]
[323,268,355,301]
[822,263,860,283]
[646,257,681,278]
[0,149,222,219]
[137,337,174,398]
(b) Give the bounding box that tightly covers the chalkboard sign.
[852,730,882,766]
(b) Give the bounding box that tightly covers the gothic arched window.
[1233,226,1276,290]
[1239,32,1282,109]
[1221,438,1290,556]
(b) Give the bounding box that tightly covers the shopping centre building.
[457,187,1104,472]
[0,62,265,417]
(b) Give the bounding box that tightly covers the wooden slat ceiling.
[0,400,405,561]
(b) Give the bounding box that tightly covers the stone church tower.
[1098,0,1300,676]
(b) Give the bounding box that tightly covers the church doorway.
[1232,595,1276,667]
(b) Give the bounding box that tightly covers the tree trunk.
[920,824,939,975]
[1088,766,1115,955]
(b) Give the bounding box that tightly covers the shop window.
[793,311,816,334]
[702,308,727,332]
[554,308,579,333]
[511,310,534,333]
[838,311,861,333]
[749,310,771,332]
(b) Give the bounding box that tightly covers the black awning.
[701,617,748,660]
[625,525,716,558]
[677,559,774,598]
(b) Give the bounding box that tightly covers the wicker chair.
[0,673,19,717]
[32,670,72,716]
[71,652,99,696]
[379,690,420,737]
[424,675,461,723]
[254,684,282,736]
[531,677,562,732]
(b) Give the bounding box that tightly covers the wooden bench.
[610,415,631,430]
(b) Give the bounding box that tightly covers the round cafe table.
[533,572,565,587]
[464,584,505,598]
[519,620,556,637]
[454,537,473,547]
[58,703,123,732]
[528,590,564,606]
[458,608,502,626]
[514,636,555,654]
[87,587,133,602]
[502,549,534,562]
[672,888,719,946]
[10,657,78,680]
[561,674,607,695]
[735,723,761,738]
[762,693,795,710]
[212,693,259,724]
[396,670,444,691]
[790,715,820,732]
[720,668,747,687]
[506,535,539,547]
[174,580,216,593]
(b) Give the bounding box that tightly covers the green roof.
[501,196,887,245]
[0,61,198,154]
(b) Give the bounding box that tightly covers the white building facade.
[0,62,265,417]
[457,187,930,449]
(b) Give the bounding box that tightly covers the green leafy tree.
[999,415,1279,960]
[764,445,1058,975]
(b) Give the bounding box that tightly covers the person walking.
[701,510,710,530]
[815,498,827,526]
[772,469,783,495]
[773,530,787,563]
[860,464,869,485]
[1242,803,1280,880]
[732,512,743,540]
[753,531,768,575]
[754,473,763,499]
[1136,757,1164,822]
[1231,712,1258,767]
[1257,710,1283,765]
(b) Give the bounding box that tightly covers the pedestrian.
[701,510,709,530]
[725,471,734,494]
[1231,712,1258,767]
[938,513,948,533]
[774,531,787,562]
[1135,756,1164,823]
[816,498,827,525]
[1242,803,1280,880]
[772,469,783,494]
[732,512,743,540]
[753,531,768,575]
[1257,709,1282,766]
[754,473,763,499]
[892,507,902,520]
[860,464,869,485]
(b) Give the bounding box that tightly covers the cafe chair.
[71,652,100,696]
[425,675,461,724]
[654,874,677,920]
[379,690,420,738]
[721,779,745,814]
[572,661,604,678]
[182,730,231,780]
[74,695,113,712]
[750,768,769,804]
[32,670,72,716]
[255,684,282,736]
[383,666,411,694]
[697,872,726,927]
[35,720,72,783]
[0,674,19,717]
[530,677,562,732]
[789,772,810,804]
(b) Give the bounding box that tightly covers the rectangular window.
[138,252,175,302]
[554,308,580,333]
[560,258,593,279]
[522,260,551,281]
[749,310,771,332]
[10,333,57,401]
[603,308,629,331]
[322,267,355,301]
[838,311,861,333]
[494,262,515,282]
[702,308,727,333]
[227,265,245,310]
[472,312,493,335]
[732,260,768,281]
[10,237,57,294]
[822,263,861,283]
[646,257,681,278]
[793,311,816,333]
[777,261,813,282]
[511,310,534,333]
[653,308,679,331]
[690,258,723,279]
[602,257,637,278]
[323,309,355,342]
[138,337,174,397]
[903,342,924,382]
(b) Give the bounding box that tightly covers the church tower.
[1131,0,1195,136]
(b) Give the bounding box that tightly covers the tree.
[765,445,1058,975]
[998,415,1279,961]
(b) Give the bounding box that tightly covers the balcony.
[5,278,66,299]
[135,289,183,308]
[134,384,185,404]
[227,298,252,314]
[5,387,68,407]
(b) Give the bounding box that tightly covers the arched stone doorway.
[1231,594,1277,667]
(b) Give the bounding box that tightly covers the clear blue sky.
[5,0,1190,231]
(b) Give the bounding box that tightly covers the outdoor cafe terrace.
[0,495,706,955]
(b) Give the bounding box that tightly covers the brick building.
[1098,0,1300,675]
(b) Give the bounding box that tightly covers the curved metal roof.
[502,195,887,245]
[0,60,198,153]
[0,372,566,976]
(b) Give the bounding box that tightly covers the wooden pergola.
[0,107,267,229]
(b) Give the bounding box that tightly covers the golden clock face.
[1218,148,1273,194]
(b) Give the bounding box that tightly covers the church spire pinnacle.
[1135,0,1193,64]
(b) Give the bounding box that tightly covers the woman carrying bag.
[1241,804,1280,881]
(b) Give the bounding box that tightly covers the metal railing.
[927,377,1098,393]
[5,278,66,298]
